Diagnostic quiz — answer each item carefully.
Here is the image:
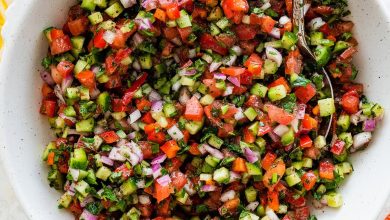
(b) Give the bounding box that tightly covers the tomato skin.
[200,33,228,55]
[301,171,317,190]
[177,27,192,43]
[267,190,280,211]
[299,135,313,149]
[160,140,180,158]
[301,114,318,131]
[171,171,187,191]
[285,49,302,75]
[243,126,256,143]
[184,96,204,121]
[166,3,181,20]
[76,70,96,89]
[244,53,263,76]
[50,35,72,55]
[138,141,155,159]
[99,131,120,144]
[261,16,277,33]
[239,71,253,85]
[331,139,345,155]
[115,164,133,179]
[235,24,257,40]
[220,67,246,77]
[56,61,74,78]
[319,160,335,180]
[265,104,294,125]
[93,29,107,49]
[295,84,317,104]
[341,90,360,114]
[40,100,57,117]
[262,152,277,170]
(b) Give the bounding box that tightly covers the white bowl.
[1,0,390,219]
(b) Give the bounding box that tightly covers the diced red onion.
[273,124,289,137]
[308,17,326,31]
[132,59,141,71]
[80,195,94,207]
[197,144,207,154]
[269,28,281,39]
[223,85,233,96]
[279,16,291,25]
[181,60,193,69]
[128,152,140,166]
[117,139,127,147]
[291,118,299,133]
[103,30,116,44]
[136,179,146,188]
[363,118,376,132]
[352,132,372,151]
[204,144,224,160]
[152,164,162,179]
[141,0,158,11]
[229,171,241,183]
[210,61,222,72]
[193,93,201,99]
[188,49,197,58]
[214,73,226,80]
[67,190,75,197]
[159,0,176,6]
[261,2,271,10]
[184,181,196,195]
[142,167,153,176]
[128,141,143,160]
[297,104,306,119]
[268,131,281,142]
[201,185,217,192]
[227,76,240,87]
[80,209,98,220]
[224,55,237,66]
[101,156,114,166]
[200,174,212,181]
[172,81,181,92]
[266,207,280,220]
[61,75,74,93]
[59,113,77,123]
[129,110,142,124]
[120,0,137,8]
[171,38,182,46]
[128,131,136,140]
[312,197,325,209]
[234,108,245,120]
[139,195,151,205]
[89,87,100,100]
[266,47,283,67]
[179,88,190,105]
[246,201,259,211]
[40,70,56,86]
[167,125,184,140]
[151,154,167,165]
[183,69,197,76]
[135,18,152,31]
[151,100,163,112]
[54,85,66,104]
[67,129,82,136]
[149,90,162,102]
[157,174,172,186]
[220,190,235,202]
[244,147,259,163]
[109,147,127,161]
[132,33,144,48]
[69,168,80,181]
[231,46,242,56]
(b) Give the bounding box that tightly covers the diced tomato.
[301,114,318,131]
[220,67,246,77]
[162,41,175,57]
[342,83,364,94]
[239,71,253,85]
[202,79,223,97]
[262,152,277,170]
[295,206,310,220]
[115,164,133,179]
[184,96,204,121]
[177,27,193,43]
[50,29,65,40]
[217,123,234,138]
[76,70,95,89]
[41,83,54,99]
[319,23,331,36]
[171,171,187,191]
[235,24,257,40]
[215,33,237,48]
[267,190,279,211]
[312,6,334,15]
[244,53,263,77]
[301,171,317,191]
[285,0,293,17]
[200,33,228,55]
[263,159,286,190]
[340,47,358,61]
[136,98,151,111]
[122,73,148,105]
[258,124,272,136]
[222,0,249,18]
[341,90,360,114]
[268,77,291,93]
[67,17,89,36]
[148,131,166,144]
[285,49,302,75]
[56,61,74,78]
[300,135,313,148]
[188,143,202,155]
[144,123,161,135]
[68,201,83,215]
[232,85,247,95]
[138,141,155,159]
[261,16,276,33]
[220,106,238,120]
[243,127,256,143]
[112,98,127,112]
[282,215,292,220]
[265,104,294,125]
[154,182,173,203]
[192,7,208,19]
[93,29,107,49]
[163,27,180,41]
[154,8,167,22]
[319,160,335,180]
[50,65,63,84]
[99,131,120,144]
[331,139,345,155]
[50,35,72,55]
[40,100,57,117]
[232,157,247,173]
[160,140,180,159]
[295,84,316,104]
[166,3,181,20]
[157,198,171,216]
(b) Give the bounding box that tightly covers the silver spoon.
[293,0,334,138]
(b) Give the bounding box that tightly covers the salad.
[39,0,384,219]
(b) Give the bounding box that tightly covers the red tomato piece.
[99,131,120,144]
[160,140,180,159]
[265,104,294,125]
[341,90,360,114]
[331,139,345,155]
[235,24,257,40]
[184,96,204,121]
[56,61,74,78]
[295,206,310,220]
[50,35,72,55]
[301,171,317,190]
[220,67,246,77]
[40,100,57,117]
[76,70,95,89]
[200,33,228,55]
[299,135,313,149]
[67,17,89,36]
[202,79,223,97]
[171,171,187,191]
[93,29,107,49]
[319,160,335,180]
[268,77,291,93]
[166,3,181,20]
[295,84,317,104]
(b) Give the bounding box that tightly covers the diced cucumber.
[244,107,258,121]
[96,166,112,181]
[180,76,195,86]
[43,27,54,42]
[176,10,192,28]
[94,0,107,8]
[263,59,278,74]
[338,132,353,149]
[86,169,97,185]
[75,180,90,197]
[64,106,77,117]
[88,12,104,25]
[201,163,214,173]
[337,114,350,131]
[216,17,230,30]
[71,36,85,57]
[268,85,287,101]
[250,83,268,98]
[314,135,326,149]
[70,148,88,170]
[76,118,95,133]
[79,87,90,101]
[209,23,221,36]
[120,178,138,196]
[323,192,343,208]
[221,105,229,115]
[318,98,336,117]
[58,192,73,208]
[105,2,124,18]
[139,54,152,69]
[200,94,215,106]
[285,172,301,186]
[281,32,298,50]
[248,122,259,136]
[205,155,221,167]
[314,45,331,67]
[74,59,89,74]
[372,104,384,118]
[99,20,116,30]
[213,167,230,184]
[310,31,324,46]
[265,40,283,49]
[163,103,177,118]
[281,128,294,146]
[66,87,80,100]
[81,0,96,11]
[361,103,374,116]
[333,41,350,53]
[208,134,224,149]
[97,91,111,112]
[42,142,56,161]
[245,186,257,202]
[166,20,177,27]
[245,162,262,176]
[302,157,313,168]
[176,189,189,204]
[185,120,204,135]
